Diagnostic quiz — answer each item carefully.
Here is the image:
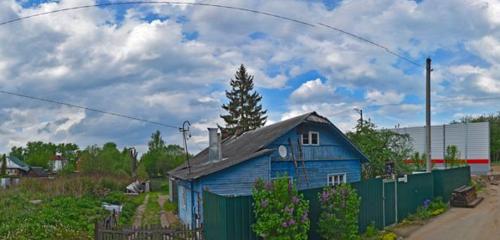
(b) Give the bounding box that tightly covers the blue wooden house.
[168,112,368,228]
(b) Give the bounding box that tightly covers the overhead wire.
[0,90,180,129]
[0,0,420,67]
[1,1,492,127]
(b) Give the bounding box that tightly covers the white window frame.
[301,131,320,145]
[327,173,347,186]
[310,131,320,145]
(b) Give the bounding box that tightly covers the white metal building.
[388,122,490,174]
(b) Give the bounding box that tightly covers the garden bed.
[0,174,143,239]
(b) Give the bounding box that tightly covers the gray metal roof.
[7,156,30,172]
[168,111,368,180]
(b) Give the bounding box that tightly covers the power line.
[0,1,421,67]
[331,95,500,117]
[317,23,422,67]
[0,90,180,129]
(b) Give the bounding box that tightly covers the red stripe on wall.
[404,159,489,164]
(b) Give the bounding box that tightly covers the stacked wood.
[450,185,483,208]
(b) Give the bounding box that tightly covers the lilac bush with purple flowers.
[252,177,309,240]
[318,184,361,240]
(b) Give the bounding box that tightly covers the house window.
[327,173,346,186]
[310,132,319,145]
[301,131,320,145]
[301,133,309,145]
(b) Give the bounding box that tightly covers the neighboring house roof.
[169,111,369,180]
[28,167,48,177]
[6,156,30,172]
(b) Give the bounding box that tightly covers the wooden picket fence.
[95,215,203,240]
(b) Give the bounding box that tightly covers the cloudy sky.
[0,0,499,154]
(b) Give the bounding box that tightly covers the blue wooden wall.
[271,160,361,189]
[177,121,364,227]
[269,122,362,189]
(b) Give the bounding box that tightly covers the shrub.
[408,197,447,222]
[252,177,310,240]
[381,232,398,240]
[364,222,378,238]
[318,184,360,240]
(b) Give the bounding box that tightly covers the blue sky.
[0,0,499,153]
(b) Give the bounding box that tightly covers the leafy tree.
[79,145,102,173]
[220,64,267,137]
[78,143,131,176]
[139,131,186,178]
[411,152,427,171]
[252,177,310,240]
[9,146,24,162]
[444,145,464,168]
[8,142,80,169]
[346,119,413,179]
[23,141,57,168]
[318,184,360,240]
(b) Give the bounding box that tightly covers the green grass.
[142,192,161,226]
[164,199,177,212]
[0,174,136,239]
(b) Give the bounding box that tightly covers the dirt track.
[407,183,500,240]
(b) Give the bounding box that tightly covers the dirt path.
[132,194,149,228]
[407,184,500,240]
[158,194,169,228]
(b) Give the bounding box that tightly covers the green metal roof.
[7,156,30,172]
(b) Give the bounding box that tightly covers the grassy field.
[142,192,161,226]
[0,174,142,240]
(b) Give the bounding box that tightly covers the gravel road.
[407,183,500,240]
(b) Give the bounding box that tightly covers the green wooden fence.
[203,166,470,240]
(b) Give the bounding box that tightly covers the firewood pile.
[450,185,483,208]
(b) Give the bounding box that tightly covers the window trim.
[301,131,320,145]
[309,131,320,145]
[327,173,347,186]
[300,133,309,145]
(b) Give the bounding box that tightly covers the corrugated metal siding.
[391,122,490,173]
[396,173,434,221]
[203,167,471,239]
[433,167,471,202]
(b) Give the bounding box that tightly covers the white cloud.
[365,90,404,105]
[290,78,335,103]
[0,0,499,154]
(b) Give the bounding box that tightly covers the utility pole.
[426,58,432,172]
[180,120,191,173]
[354,108,363,127]
[129,147,138,180]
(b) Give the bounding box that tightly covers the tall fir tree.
[220,64,267,137]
